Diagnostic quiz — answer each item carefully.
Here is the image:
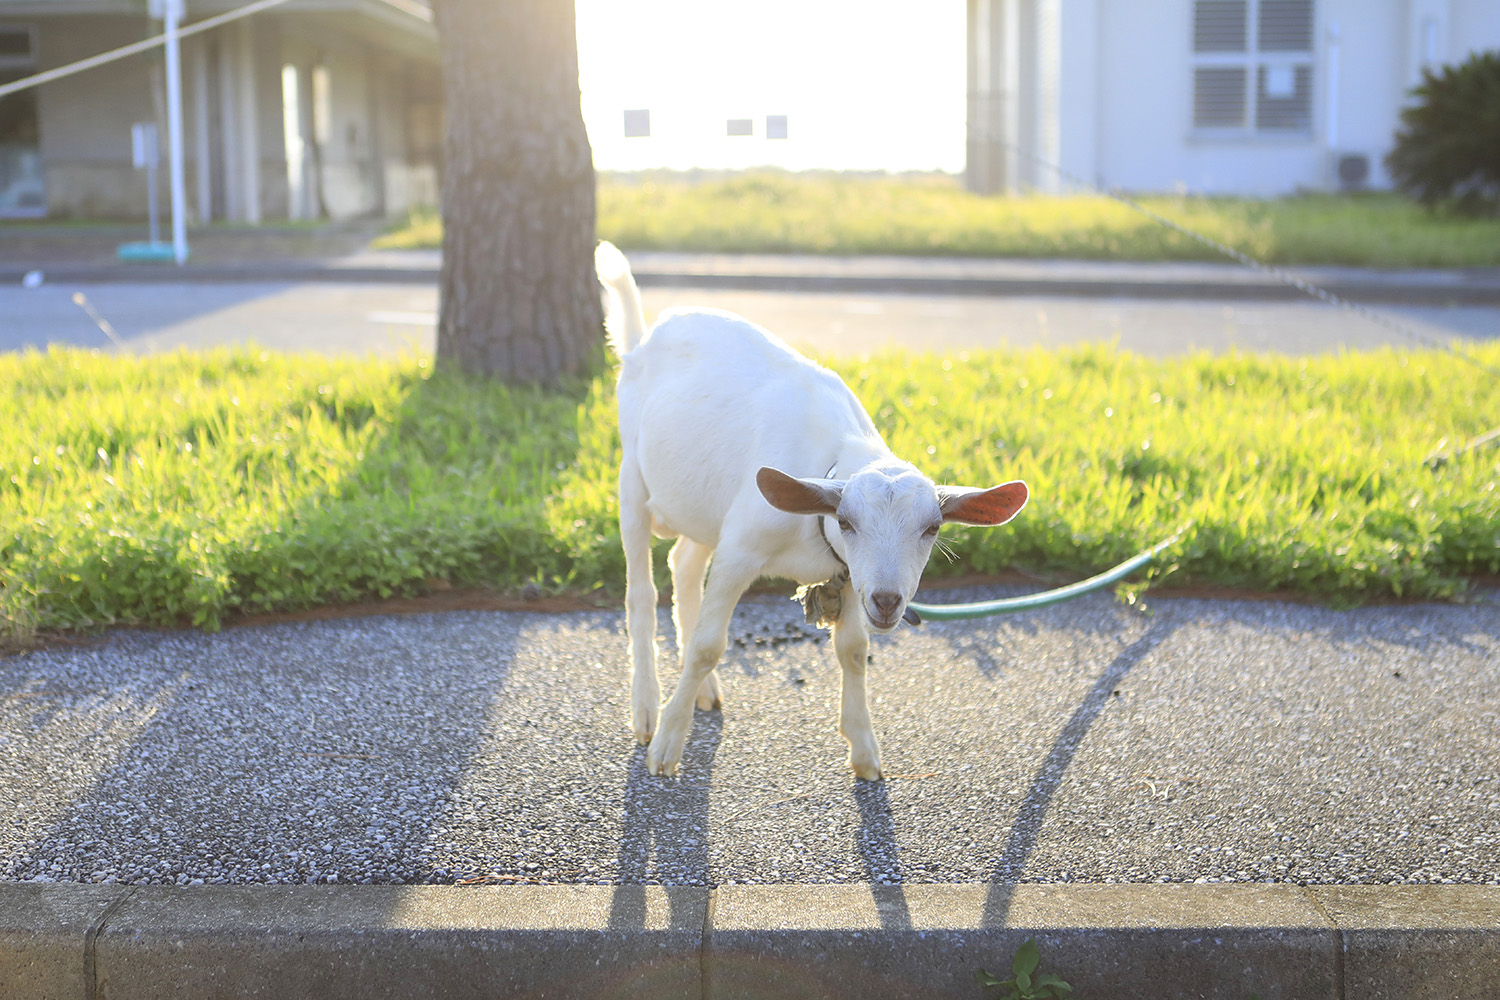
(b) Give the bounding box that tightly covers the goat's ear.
[757,467,843,516]
[938,480,1028,526]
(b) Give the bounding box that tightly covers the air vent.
[1335,153,1369,191]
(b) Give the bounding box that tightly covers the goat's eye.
[922,525,940,539]
[837,518,854,534]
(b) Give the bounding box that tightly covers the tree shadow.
[0,612,521,884]
[216,366,603,620]
[1,365,603,884]
[6,282,302,354]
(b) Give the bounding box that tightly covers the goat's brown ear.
[757,467,843,516]
[938,481,1028,526]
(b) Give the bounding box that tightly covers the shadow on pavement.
[609,708,722,928]
[854,779,914,931]
[983,619,1179,925]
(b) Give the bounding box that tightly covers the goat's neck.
[830,434,897,479]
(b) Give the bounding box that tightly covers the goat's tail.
[595,241,648,357]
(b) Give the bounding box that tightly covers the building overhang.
[0,0,437,55]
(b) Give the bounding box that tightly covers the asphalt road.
[4,270,1497,893]
[3,280,1496,358]
[4,586,1497,888]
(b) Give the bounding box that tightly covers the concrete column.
[191,37,211,223]
[967,0,1030,195]
[235,18,261,224]
[364,45,387,218]
[217,33,242,221]
[1031,0,1060,191]
[966,0,1005,194]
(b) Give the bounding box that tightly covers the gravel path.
[3,587,1497,888]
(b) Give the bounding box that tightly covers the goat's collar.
[793,463,850,629]
[818,462,849,575]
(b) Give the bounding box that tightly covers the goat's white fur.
[598,241,1028,780]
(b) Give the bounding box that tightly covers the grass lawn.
[375,171,1500,269]
[4,342,1497,649]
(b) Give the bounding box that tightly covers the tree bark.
[432,0,602,384]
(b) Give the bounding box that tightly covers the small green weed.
[977,939,1074,999]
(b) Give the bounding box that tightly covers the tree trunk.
[432,0,602,384]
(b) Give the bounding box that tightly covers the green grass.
[4,342,1498,648]
[376,172,1500,268]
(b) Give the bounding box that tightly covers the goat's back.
[617,309,878,544]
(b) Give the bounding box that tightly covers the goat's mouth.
[864,602,906,633]
[863,588,911,632]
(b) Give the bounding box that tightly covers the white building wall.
[32,16,160,217]
[1325,0,1408,190]
[1090,0,1331,195]
[1056,0,1500,197]
[1451,4,1500,51]
[1053,0,1100,191]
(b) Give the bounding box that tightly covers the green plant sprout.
[976,939,1074,999]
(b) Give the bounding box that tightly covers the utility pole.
[157,0,190,263]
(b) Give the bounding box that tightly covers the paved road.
[4,586,1497,887]
[3,280,1496,358]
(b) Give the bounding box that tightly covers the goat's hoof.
[695,675,723,712]
[646,753,680,777]
[646,735,684,776]
[850,757,884,782]
[632,707,657,745]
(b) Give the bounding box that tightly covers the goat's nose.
[871,591,903,617]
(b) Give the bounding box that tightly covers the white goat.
[596,242,1028,780]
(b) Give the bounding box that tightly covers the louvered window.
[1192,0,1314,134]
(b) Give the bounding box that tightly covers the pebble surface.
[3,587,1497,888]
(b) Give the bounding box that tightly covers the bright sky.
[573,0,967,173]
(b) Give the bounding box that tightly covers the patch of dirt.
[6,573,1494,660]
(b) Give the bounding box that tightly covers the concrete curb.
[629,265,1500,307]
[5,256,1499,305]
[4,883,1497,999]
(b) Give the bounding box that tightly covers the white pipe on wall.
[164,0,189,263]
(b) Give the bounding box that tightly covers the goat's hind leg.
[648,549,759,776]
[619,457,660,744]
[669,537,721,710]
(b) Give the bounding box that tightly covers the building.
[0,0,441,221]
[966,0,1500,196]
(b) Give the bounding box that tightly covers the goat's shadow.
[853,779,914,931]
[982,620,1178,925]
[608,708,722,929]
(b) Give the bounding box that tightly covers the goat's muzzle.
[868,590,905,631]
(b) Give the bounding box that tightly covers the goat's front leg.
[831,590,882,781]
[648,551,758,776]
[619,458,659,744]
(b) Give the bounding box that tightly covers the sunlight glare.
[575,0,966,173]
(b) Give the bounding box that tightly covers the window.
[1192,0,1314,134]
[0,24,43,217]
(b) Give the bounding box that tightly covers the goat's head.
[757,462,1028,633]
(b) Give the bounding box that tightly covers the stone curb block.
[4,264,1499,306]
[2,884,1497,1000]
[630,271,1500,307]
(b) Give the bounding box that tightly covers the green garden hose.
[907,523,1191,621]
